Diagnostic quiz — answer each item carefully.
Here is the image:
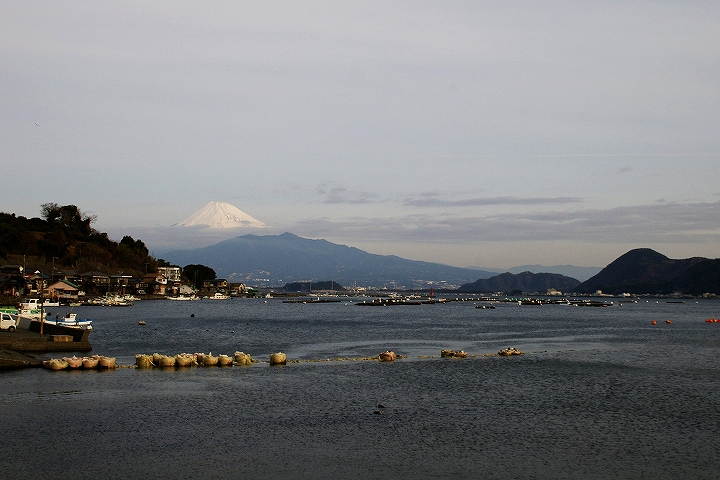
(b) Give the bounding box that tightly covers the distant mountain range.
[162,232,497,289]
[576,248,720,295]
[162,233,719,295]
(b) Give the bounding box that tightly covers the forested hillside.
[0,203,159,276]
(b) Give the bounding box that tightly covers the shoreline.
[0,326,92,369]
[0,349,43,370]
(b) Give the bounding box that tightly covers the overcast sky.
[2,1,719,269]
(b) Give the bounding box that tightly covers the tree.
[40,203,96,237]
[183,264,216,289]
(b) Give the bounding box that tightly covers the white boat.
[209,293,229,300]
[60,313,93,328]
[166,295,200,301]
[39,312,93,329]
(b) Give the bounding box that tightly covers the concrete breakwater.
[0,328,91,353]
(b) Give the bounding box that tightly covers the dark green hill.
[576,248,716,295]
[457,271,580,294]
[0,204,159,276]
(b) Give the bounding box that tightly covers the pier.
[0,325,92,368]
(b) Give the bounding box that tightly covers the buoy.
[379,351,396,362]
[270,352,287,365]
[651,320,657,325]
[234,351,252,365]
[665,320,672,324]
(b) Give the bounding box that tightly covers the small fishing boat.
[45,312,93,329]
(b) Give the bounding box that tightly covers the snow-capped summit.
[174,201,267,229]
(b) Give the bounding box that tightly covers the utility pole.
[36,270,44,336]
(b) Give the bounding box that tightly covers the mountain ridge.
[163,232,497,288]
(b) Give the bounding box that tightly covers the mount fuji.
[174,201,267,229]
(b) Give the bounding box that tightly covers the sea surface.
[2,296,720,479]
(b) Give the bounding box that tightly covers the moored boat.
[208,293,230,300]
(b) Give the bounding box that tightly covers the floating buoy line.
[41,347,528,371]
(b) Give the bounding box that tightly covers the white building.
[158,267,182,283]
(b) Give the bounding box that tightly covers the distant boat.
[166,295,199,301]
[209,293,229,300]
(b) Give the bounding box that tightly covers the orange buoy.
[665,320,672,324]
[651,320,657,325]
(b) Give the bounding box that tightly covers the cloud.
[403,194,583,207]
[290,201,720,245]
[315,183,380,204]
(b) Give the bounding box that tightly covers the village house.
[46,279,81,302]
[203,278,228,294]
[141,272,168,295]
[79,271,111,296]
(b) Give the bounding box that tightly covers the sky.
[2,1,720,270]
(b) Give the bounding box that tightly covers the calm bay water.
[2,297,720,479]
